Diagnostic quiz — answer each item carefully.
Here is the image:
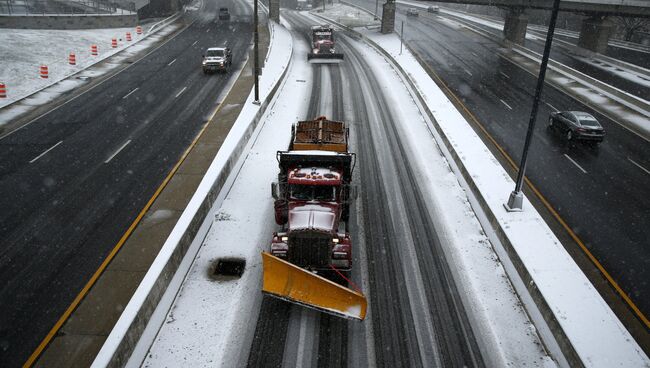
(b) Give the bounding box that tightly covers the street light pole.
[253,0,260,104]
[505,0,561,211]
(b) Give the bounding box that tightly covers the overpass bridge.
[421,0,650,17]
[383,0,650,52]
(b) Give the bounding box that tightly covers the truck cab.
[308,25,344,63]
[270,154,354,273]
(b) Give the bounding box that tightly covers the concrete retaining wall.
[0,14,138,29]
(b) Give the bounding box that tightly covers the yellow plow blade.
[261,252,367,320]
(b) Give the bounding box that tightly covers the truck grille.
[288,232,330,268]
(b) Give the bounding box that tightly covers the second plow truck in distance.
[261,116,367,320]
[308,25,344,63]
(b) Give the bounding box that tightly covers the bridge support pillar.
[578,15,613,54]
[269,0,280,22]
[381,1,395,34]
[503,7,528,45]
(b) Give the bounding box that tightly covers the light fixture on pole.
[505,0,561,211]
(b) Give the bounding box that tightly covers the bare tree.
[614,16,650,42]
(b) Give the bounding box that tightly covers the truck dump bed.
[291,117,348,152]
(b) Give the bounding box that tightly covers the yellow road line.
[23,96,232,368]
[409,47,650,329]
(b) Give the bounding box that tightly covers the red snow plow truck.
[262,116,366,320]
[308,25,344,63]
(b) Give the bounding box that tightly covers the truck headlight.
[332,238,339,243]
[281,236,288,242]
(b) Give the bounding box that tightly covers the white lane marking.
[168,58,177,66]
[175,86,188,98]
[295,309,311,368]
[205,28,210,33]
[500,99,513,110]
[105,140,131,163]
[463,68,472,76]
[564,154,587,174]
[500,71,510,79]
[471,52,478,57]
[546,102,559,111]
[628,157,650,175]
[122,87,139,99]
[192,40,198,46]
[29,141,63,163]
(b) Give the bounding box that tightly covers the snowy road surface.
[348,0,650,331]
[140,10,552,368]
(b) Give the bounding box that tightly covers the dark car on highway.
[548,111,605,143]
[219,7,230,20]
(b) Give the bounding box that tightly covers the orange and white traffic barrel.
[40,65,49,79]
[91,44,98,56]
[111,38,117,48]
[68,52,76,65]
[0,83,6,98]
[126,32,132,41]
[136,25,142,35]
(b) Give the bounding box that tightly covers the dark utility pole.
[505,0,561,211]
[253,0,260,104]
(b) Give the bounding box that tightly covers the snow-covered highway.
[115,10,561,368]
[2,1,649,367]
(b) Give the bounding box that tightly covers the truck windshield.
[290,185,336,201]
[314,32,332,42]
[207,50,224,57]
